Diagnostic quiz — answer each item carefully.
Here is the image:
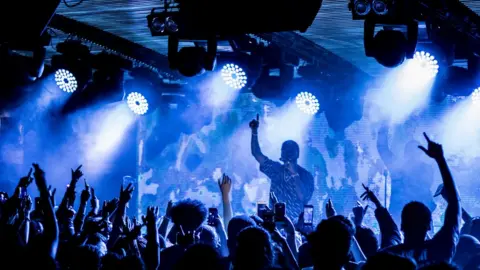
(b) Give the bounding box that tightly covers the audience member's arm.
[33,163,59,259]
[109,183,134,248]
[17,195,32,245]
[418,133,461,228]
[213,215,229,257]
[460,208,473,235]
[74,183,90,233]
[219,174,233,226]
[361,184,401,248]
[419,133,460,261]
[143,206,160,270]
[351,236,367,262]
[250,114,267,164]
[273,230,300,270]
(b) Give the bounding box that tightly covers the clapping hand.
[249,114,260,130]
[418,132,444,160]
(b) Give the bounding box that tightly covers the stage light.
[354,0,371,16]
[127,92,149,115]
[413,51,439,78]
[221,63,248,89]
[472,87,480,105]
[295,92,320,115]
[372,0,388,15]
[54,69,78,93]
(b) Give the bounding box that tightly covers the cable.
[63,0,85,8]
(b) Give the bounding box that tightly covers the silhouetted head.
[234,226,273,270]
[401,201,432,242]
[168,199,208,244]
[227,215,256,258]
[119,255,145,270]
[454,234,480,268]
[199,225,220,248]
[101,252,122,270]
[309,215,355,270]
[363,252,416,270]
[175,244,222,270]
[71,245,102,270]
[355,226,379,258]
[281,140,300,163]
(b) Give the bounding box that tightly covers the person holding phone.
[249,114,314,221]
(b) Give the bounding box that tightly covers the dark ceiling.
[55,0,480,77]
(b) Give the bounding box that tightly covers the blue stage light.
[221,63,247,90]
[472,87,480,105]
[296,92,320,115]
[127,92,149,115]
[55,69,78,93]
[413,51,439,78]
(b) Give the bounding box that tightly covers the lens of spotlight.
[354,0,371,16]
[413,51,439,78]
[221,63,248,90]
[372,0,388,15]
[165,17,178,33]
[295,92,320,115]
[472,87,480,105]
[127,92,149,115]
[55,69,78,93]
[152,17,166,33]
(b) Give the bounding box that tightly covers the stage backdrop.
[137,92,480,232]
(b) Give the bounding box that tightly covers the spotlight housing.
[221,63,248,89]
[296,92,320,115]
[124,67,161,115]
[51,40,92,93]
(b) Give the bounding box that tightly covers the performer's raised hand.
[249,114,260,131]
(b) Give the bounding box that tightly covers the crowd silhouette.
[0,122,477,270]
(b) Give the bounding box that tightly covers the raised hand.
[120,183,134,204]
[80,180,91,203]
[352,201,369,227]
[32,163,47,191]
[249,114,260,131]
[218,174,232,197]
[47,185,56,206]
[71,165,84,183]
[165,200,173,219]
[325,198,336,218]
[18,168,33,188]
[418,132,444,160]
[142,206,160,226]
[360,183,382,208]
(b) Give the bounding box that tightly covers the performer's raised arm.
[249,114,267,164]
